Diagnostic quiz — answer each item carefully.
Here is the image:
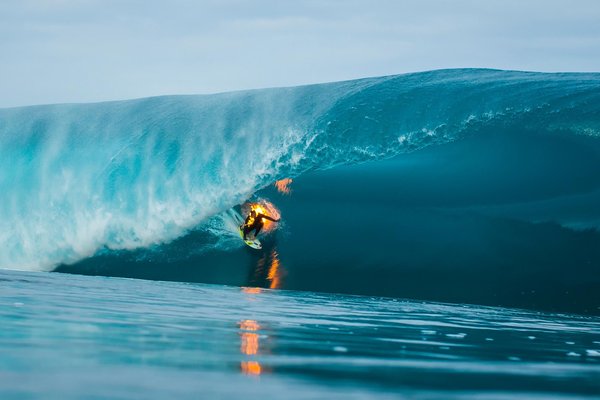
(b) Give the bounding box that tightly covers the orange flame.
[244,201,280,235]
[275,178,293,195]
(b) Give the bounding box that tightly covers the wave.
[1,68,600,274]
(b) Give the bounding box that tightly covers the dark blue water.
[1,269,599,399]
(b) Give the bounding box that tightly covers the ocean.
[2,268,599,399]
[1,68,600,397]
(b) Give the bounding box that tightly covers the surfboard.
[239,227,262,249]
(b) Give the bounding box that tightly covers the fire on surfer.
[241,204,280,241]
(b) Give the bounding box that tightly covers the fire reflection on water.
[239,318,263,375]
[238,244,285,375]
[240,360,262,375]
[241,287,262,295]
[240,319,260,356]
[267,249,282,289]
[247,249,285,290]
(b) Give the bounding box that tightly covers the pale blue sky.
[1,0,600,107]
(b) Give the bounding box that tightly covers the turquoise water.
[2,269,599,399]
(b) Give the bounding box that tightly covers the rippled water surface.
[1,269,599,399]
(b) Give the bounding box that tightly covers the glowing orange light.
[241,332,259,355]
[242,287,262,295]
[240,319,260,355]
[252,204,266,214]
[267,249,282,289]
[239,319,264,376]
[241,361,262,375]
[244,201,281,235]
[275,178,293,195]
[240,320,260,331]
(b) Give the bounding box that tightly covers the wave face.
[2,69,600,294]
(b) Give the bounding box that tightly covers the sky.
[1,0,600,107]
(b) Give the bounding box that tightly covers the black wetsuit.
[242,212,278,240]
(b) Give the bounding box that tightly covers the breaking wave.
[1,68,599,272]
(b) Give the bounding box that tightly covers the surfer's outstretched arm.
[260,214,279,222]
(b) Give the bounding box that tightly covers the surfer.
[242,209,279,240]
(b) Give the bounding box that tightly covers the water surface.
[2,269,599,399]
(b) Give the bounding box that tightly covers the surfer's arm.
[260,214,279,222]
